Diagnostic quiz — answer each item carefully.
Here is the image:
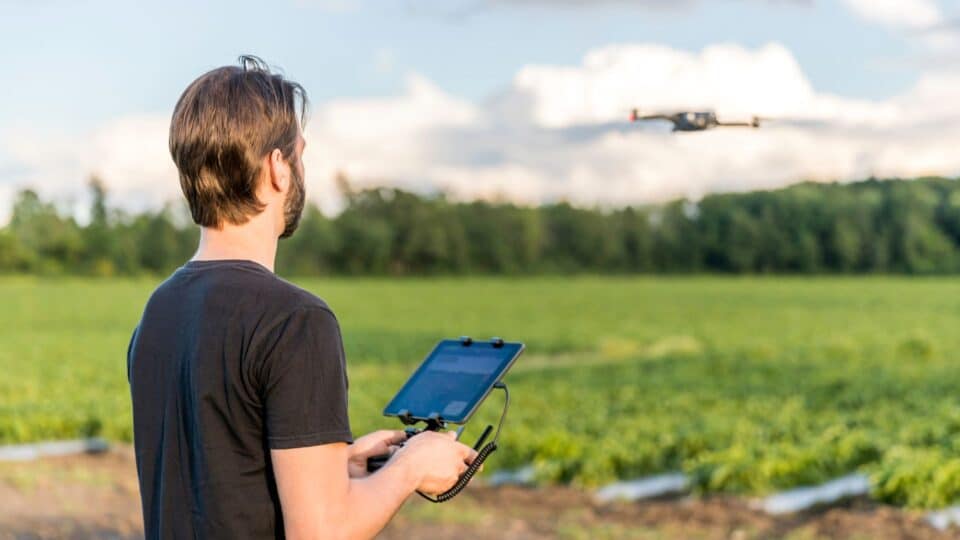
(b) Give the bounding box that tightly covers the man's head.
[170,55,307,238]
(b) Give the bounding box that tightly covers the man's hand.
[347,430,407,478]
[392,431,478,495]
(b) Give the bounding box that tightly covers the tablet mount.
[365,336,512,503]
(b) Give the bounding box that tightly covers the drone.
[630,109,763,132]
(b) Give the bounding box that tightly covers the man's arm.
[272,431,476,540]
[272,443,415,540]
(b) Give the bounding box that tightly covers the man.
[127,56,477,539]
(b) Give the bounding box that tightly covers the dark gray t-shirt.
[127,259,352,539]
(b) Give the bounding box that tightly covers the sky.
[1,0,959,222]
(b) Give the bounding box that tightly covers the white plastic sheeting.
[487,465,536,486]
[757,474,870,515]
[593,473,690,503]
[0,438,109,461]
[926,506,960,531]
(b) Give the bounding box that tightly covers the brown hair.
[169,55,308,228]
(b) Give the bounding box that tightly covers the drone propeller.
[629,108,676,122]
[755,116,836,129]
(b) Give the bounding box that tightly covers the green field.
[4,276,960,508]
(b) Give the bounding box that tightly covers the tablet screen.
[383,339,523,424]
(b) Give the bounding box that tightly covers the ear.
[267,148,290,195]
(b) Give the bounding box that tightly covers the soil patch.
[0,449,952,539]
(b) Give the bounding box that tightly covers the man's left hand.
[347,430,407,478]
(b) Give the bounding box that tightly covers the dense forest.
[3,175,960,276]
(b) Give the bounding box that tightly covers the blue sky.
[1,0,958,219]
[0,0,929,130]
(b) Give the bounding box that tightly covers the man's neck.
[193,219,279,273]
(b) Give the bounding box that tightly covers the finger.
[374,429,404,442]
[459,444,479,463]
[445,431,458,440]
[370,439,392,453]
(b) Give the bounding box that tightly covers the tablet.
[383,338,524,425]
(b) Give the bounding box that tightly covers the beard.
[279,161,306,239]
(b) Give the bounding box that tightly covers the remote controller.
[361,337,519,502]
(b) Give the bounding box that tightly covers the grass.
[4,275,960,506]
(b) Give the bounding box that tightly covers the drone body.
[630,109,762,132]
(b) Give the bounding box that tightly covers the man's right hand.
[393,431,478,495]
[272,430,480,539]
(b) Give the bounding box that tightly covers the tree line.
[3,175,960,276]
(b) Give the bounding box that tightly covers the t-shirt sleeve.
[259,306,353,449]
[126,325,138,384]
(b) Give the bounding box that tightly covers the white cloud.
[303,73,481,212]
[841,0,959,51]
[510,42,899,127]
[0,183,13,226]
[842,0,943,29]
[2,115,179,222]
[3,42,960,224]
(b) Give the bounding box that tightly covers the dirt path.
[0,448,141,540]
[0,448,953,539]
